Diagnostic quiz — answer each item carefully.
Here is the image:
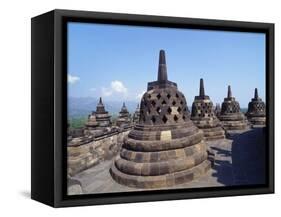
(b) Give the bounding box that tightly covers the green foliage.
[68,116,88,129]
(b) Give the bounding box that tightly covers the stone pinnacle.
[227,85,232,98]
[157,50,168,82]
[199,78,205,96]
[254,88,259,99]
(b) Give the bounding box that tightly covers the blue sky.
[67,22,265,107]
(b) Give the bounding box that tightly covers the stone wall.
[68,130,131,176]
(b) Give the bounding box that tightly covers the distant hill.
[68,96,248,121]
[68,97,139,118]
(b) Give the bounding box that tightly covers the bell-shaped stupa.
[246,88,266,126]
[191,79,225,140]
[95,97,111,127]
[85,113,99,129]
[132,104,141,124]
[116,102,131,128]
[110,50,211,189]
[219,85,248,131]
[214,103,221,117]
[85,97,111,129]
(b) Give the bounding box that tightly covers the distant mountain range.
[68,96,248,119]
[68,97,139,118]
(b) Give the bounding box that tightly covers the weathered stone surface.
[246,88,266,126]
[110,50,210,188]
[219,85,248,131]
[132,104,141,124]
[191,79,225,140]
[116,102,132,128]
[85,97,111,130]
[67,128,266,195]
[68,130,130,176]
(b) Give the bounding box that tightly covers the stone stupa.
[214,103,221,118]
[110,50,211,189]
[132,104,141,124]
[85,97,111,135]
[85,113,99,129]
[191,79,225,140]
[95,97,111,127]
[116,102,131,128]
[246,88,266,126]
[219,85,248,131]
[85,97,111,128]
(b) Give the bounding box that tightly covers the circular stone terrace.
[68,127,266,195]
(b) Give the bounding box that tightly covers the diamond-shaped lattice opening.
[180,101,183,105]
[176,93,179,98]
[162,100,167,105]
[156,107,161,114]
[157,93,161,100]
[177,107,182,113]
[174,115,178,122]
[172,101,176,106]
[167,107,172,114]
[162,115,168,124]
[182,115,186,120]
[151,116,156,124]
[148,94,151,99]
[147,109,151,114]
[167,93,171,99]
[184,107,187,112]
[151,100,156,107]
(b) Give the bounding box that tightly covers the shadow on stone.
[211,128,266,186]
[231,128,266,185]
[211,151,234,186]
[211,146,232,157]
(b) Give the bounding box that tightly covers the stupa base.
[202,127,225,140]
[248,116,266,127]
[110,159,211,189]
[221,120,249,131]
[219,114,249,131]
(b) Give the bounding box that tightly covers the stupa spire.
[157,50,168,82]
[199,78,205,96]
[227,85,232,98]
[254,88,259,99]
[99,97,103,104]
[247,88,266,126]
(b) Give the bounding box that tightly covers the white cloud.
[136,90,145,100]
[101,87,113,97]
[101,80,128,98]
[110,80,128,94]
[68,74,80,84]
[90,87,97,92]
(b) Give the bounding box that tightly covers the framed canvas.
[31,9,274,207]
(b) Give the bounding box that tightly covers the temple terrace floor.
[68,127,266,195]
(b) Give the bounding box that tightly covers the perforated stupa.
[110,50,211,188]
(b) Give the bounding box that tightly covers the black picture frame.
[31,9,274,207]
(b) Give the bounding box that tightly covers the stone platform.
[68,128,266,195]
